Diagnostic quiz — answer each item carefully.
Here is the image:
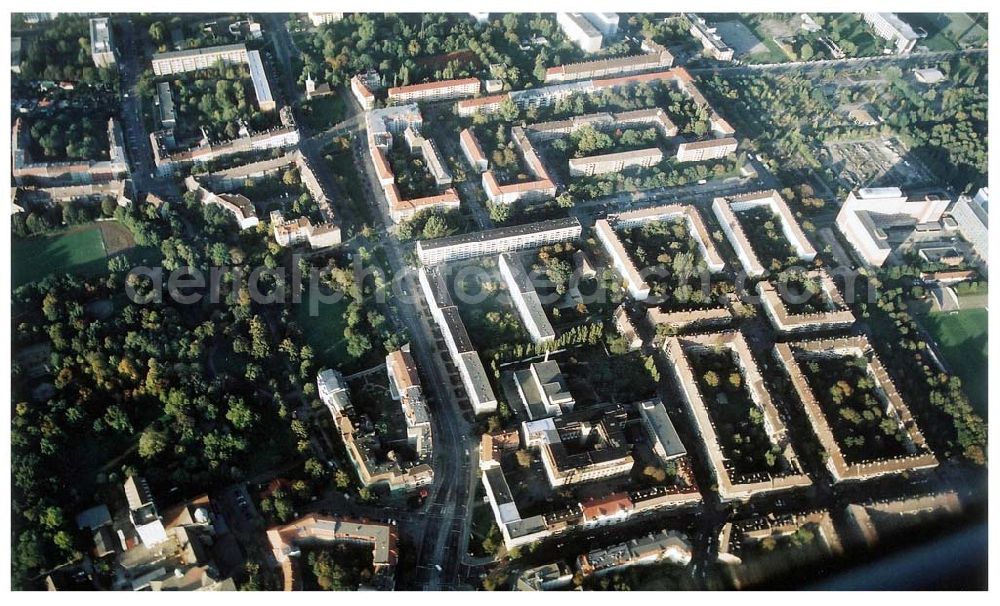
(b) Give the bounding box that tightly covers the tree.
[335,469,350,489]
[421,214,452,240]
[138,428,169,459]
[149,22,168,46]
[515,449,533,467]
[703,370,719,388]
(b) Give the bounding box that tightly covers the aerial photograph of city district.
[4,3,991,594]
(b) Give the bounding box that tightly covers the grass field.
[295,291,352,370]
[11,221,149,288]
[901,13,988,51]
[922,308,988,418]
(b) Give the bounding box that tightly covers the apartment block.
[687,14,734,61]
[714,190,816,278]
[557,13,604,53]
[246,50,275,112]
[544,45,672,83]
[664,331,813,502]
[270,210,341,249]
[774,336,938,484]
[416,217,582,265]
[459,128,488,172]
[89,17,116,68]
[151,43,249,75]
[863,13,919,54]
[499,252,556,344]
[569,147,664,176]
[513,360,575,420]
[418,266,498,415]
[350,73,377,110]
[456,94,507,117]
[676,137,738,162]
[387,77,480,104]
[756,270,856,334]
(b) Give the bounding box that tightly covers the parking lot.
[823,137,937,190]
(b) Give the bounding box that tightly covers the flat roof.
[679,137,737,150]
[441,306,475,353]
[418,217,581,251]
[639,399,687,459]
[569,147,663,165]
[389,77,479,96]
[152,43,247,62]
[246,50,273,105]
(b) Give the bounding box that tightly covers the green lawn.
[295,291,352,370]
[923,308,989,417]
[12,222,161,289]
[13,223,112,288]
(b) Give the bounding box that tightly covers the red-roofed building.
[456,93,507,117]
[388,77,480,104]
[581,492,635,526]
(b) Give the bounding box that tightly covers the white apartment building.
[835,187,951,267]
[499,252,556,345]
[90,18,116,68]
[569,147,664,177]
[350,74,376,110]
[417,267,498,415]
[460,128,488,173]
[247,50,275,112]
[513,360,575,420]
[387,77,480,104]
[270,210,341,249]
[416,217,582,265]
[308,13,343,27]
[557,13,604,53]
[595,219,651,301]
[687,14,734,61]
[676,137,738,162]
[585,13,620,37]
[151,43,249,75]
[863,13,919,54]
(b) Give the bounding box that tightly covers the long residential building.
[544,45,673,83]
[569,147,664,176]
[664,331,813,502]
[774,336,938,483]
[459,128,488,172]
[686,14,734,61]
[714,190,816,278]
[418,266,498,415]
[676,137,738,162]
[151,43,249,75]
[416,217,582,265]
[499,252,556,344]
[863,13,919,54]
[557,13,604,53]
[387,77,480,104]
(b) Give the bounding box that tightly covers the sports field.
[11,221,156,288]
[923,308,989,417]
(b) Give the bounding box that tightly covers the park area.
[12,221,149,288]
[922,309,988,418]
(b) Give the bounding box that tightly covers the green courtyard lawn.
[922,308,989,418]
[295,291,352,370]
[12,221,156,289]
